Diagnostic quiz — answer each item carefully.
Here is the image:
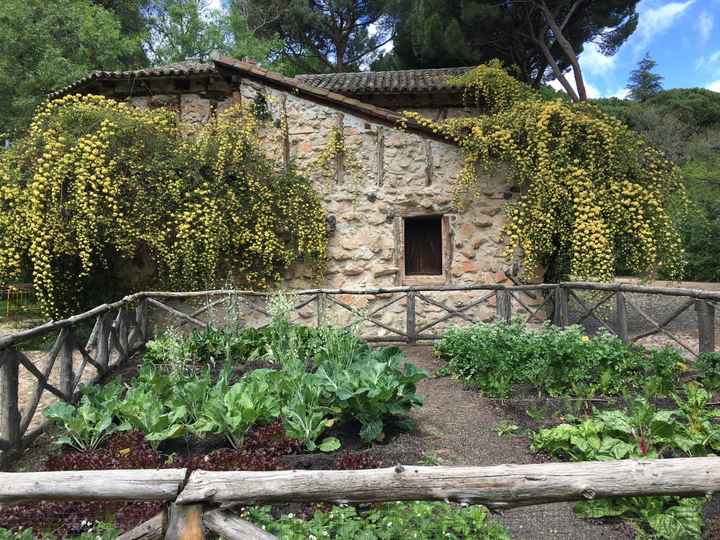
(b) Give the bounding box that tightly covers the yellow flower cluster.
[404,62,686,282]
[0,95,326,317]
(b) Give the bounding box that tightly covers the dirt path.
[377,345,633,540]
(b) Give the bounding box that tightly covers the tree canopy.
[627,53,663,102]
[246,0,395,74]
[379,0,639,102]
[0,0,139,137]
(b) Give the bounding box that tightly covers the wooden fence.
[0,282,718,460]
[1,457,719,539]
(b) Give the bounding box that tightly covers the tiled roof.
[49,61,216,98]
[213,57,455,144]
[295,67,472,95]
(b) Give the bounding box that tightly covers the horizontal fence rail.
[0,282,718,461]
[0,458,719,539]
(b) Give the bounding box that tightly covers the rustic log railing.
[1,457,719,539]
[0,282,718,462]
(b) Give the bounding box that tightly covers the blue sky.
[207,0,720,97]
[557,0,720,97]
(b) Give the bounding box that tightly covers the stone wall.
[110,76,521,330]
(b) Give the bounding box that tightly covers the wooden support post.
[424,140,433,186]
[59,332,74,399]
[335,113,344,184]
[615,292,629,342]
[553,286,569,328]
[134,298,148,349]
[406,290,417,344]
[696,300,716,353]
[165,504,205,540]
[280,95,290,171]
[376,126,384,186]
[316,293,326,328]
[0,349,20,451]
[496,289,511,323]
[96,313,111,370]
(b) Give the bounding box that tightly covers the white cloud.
[634,0,695,50]
[696,11,714,43]
[549,76,600,99]
[580,42,616,76]
[696,50,720,72]
[707,80,720,92]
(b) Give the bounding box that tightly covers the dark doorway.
[404,215,443,275]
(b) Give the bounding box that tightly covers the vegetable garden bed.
[434,320,720,539]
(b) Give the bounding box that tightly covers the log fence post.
[615,292,629,342]
[553,285,569,328]
[96,313,111,370]
[496,289,511,323]
[59,332,74,399]
[406,290,417,344]
[0,348,21,452]
[165,503,205,540]
[696,300,716,354]
[317,293,326,328]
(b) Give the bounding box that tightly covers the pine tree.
[627,53,663,102]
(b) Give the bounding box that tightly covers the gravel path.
[378,345,633,540]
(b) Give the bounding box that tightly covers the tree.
[0,0,139,137]
[145,0,228,63]
[627,53,663,102]
[247,0,395,73]
[383,0,639,102]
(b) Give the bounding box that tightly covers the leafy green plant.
[195,368,281,449]
[495,421,520,437]
[0,522,119,540]
[531,385,720,539]
[281,373,340,452]
[314,343,427,442]
[435,321,683,398]
[43,381,123,451]
[244,502,510,540]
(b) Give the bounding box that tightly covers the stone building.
[55,58,516,321]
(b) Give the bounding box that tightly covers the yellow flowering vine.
[0,95,326,317]
[405,61,686,282]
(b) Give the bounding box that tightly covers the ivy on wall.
[404,61,686,282]
[0,95,327,317]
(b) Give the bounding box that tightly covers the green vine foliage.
[0,95,327,317]
[405,61,687,282]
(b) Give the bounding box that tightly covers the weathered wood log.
[177,459,720,509]
[165,503,205,540]
[625,296,697,356]
[615,292,629,342]
[58,331,75,399]
[117,512,166,540]
[495,289,511,323]
[0,469,187,503]
[424,140,433,186]
[553,286,569,327]
[204,510,278,540]
[415,291,495,333]
[563,281,720,301]
[376,126,385,186]
[15,351,70,403]
[406,291,417,344]
[146,298,209,329]
[95,312,112,369]
[0,349,21,451]
[696,300,716,354]
[19,329,68,434]
[0,296,138,349]
[327,294,407,338]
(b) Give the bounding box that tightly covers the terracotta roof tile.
[295,67,472,95]
[49,61,216,98]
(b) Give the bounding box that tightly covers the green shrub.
[0,523,118,540]
[531,385,719,539]
[244,502,510,540]
[434,321,683,398]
